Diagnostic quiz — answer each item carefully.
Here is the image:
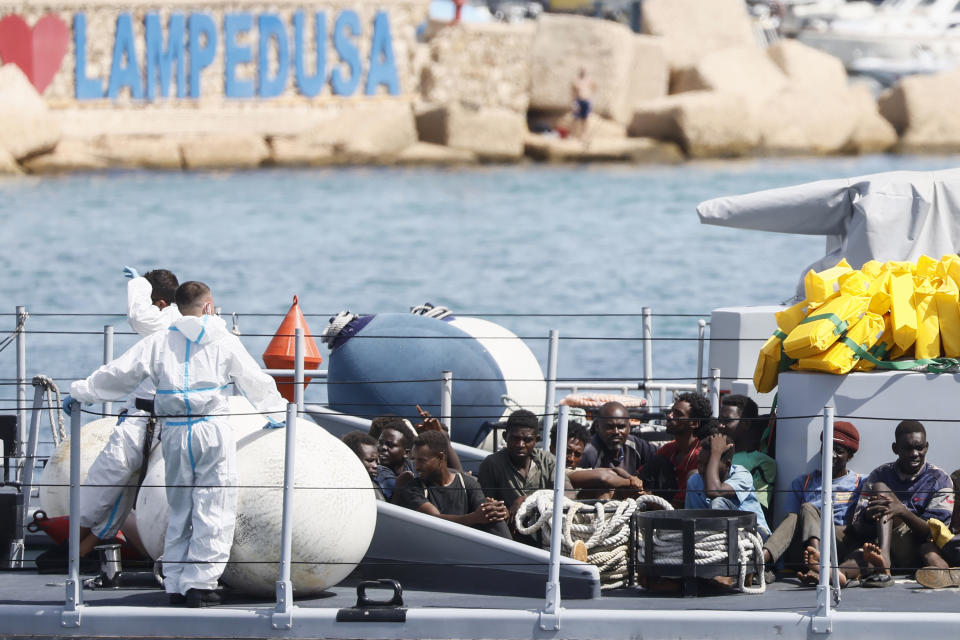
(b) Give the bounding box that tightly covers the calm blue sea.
[2,154,959,409]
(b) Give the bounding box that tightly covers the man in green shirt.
[720,394,776,514]
[478,410,557,519]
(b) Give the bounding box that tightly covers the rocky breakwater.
[0,65,61,175]
[0,0,935,173]
[879,69,960,153]
[418,0,896,164]
[0,0,431,173]
[628,0,896,158]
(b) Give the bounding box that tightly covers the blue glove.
[61,394,90,417]
[263,419,286,429]
[62,394,76,416]
[122,266,139,279]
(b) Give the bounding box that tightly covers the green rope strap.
[773,329,788,341]
[800,312,849,336]
[839,337,960,373]
[868,341,891,360]
[778,345,797,372]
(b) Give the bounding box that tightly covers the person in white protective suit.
[64,281,286,608]
[75,267,181,559]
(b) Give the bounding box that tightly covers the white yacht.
[787,0,960,83]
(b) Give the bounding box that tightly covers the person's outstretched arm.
[127,275,169,337]
[70,338,154,404]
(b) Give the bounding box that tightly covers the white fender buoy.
[39,417,117,518]
[41,396,376,596]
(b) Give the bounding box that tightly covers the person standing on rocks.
[570,68,593,140]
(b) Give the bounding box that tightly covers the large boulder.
[396,142,478,165]
[766,40,848,90]
[755,85,859,155]
[530,112,627,139]
[879,69,960,152]
[843,83,897,154]
[641,0,756,70]
[93,135,183,169]
[21,139,108,174]
[629,35,670,106]
[524,134,682,163]
[0,64,61,160]
[304,104,418,161]
[268,137,336,167]
[180,134,270,170]
[671,46,787,113]
[417,104,525,161]
[529,14,667,124]
[420,22,534,113]
[629,91,759,158]
[0,148,22,175]
[628,96,681,140]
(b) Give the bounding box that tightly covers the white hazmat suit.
[79,276,181,539]
[71,313,285,595]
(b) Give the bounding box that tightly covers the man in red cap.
[761,420,865,584]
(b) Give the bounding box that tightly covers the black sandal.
[862,573,894,588]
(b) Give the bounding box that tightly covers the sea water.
[2,154,959,412]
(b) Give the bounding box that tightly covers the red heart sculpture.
[0,13,70,94]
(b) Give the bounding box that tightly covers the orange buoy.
[263,296,323,403]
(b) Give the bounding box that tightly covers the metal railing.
[0,303,892,635]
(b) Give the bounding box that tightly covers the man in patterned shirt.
[851,420,953,584]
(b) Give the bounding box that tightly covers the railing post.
[813,406,835,634]
[540,404,569,631]
[273,402,298,630]
[541,330,559,451]
[9,384,48,568]
[294,328,304,412]
[62,399,82,627]
[709,368,720,417]
[696,319,706,393]
[15,306,27,480]
[642,308,653,405]
[102,325,114,419]
[440,371,453,436]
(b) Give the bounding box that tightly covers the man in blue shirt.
[761,421,864,583]
[851,419,954,585]
[685,432,770,538]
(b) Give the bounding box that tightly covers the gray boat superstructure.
[3,299,960,640]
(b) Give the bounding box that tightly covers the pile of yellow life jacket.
[754,255,960,393]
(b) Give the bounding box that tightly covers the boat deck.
[0,568,954,613]
[3,566,960,640]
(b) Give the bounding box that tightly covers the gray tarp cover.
[697,168,960,295]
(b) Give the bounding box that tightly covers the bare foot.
[863,542,890,576]
[799,545,847,586]
[797,546,820,584]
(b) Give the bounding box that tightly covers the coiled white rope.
[410,302,453,320]
[320,311,358,346]
[515,490,673,589]
[649,528,767,595]
[32,375,65,446]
